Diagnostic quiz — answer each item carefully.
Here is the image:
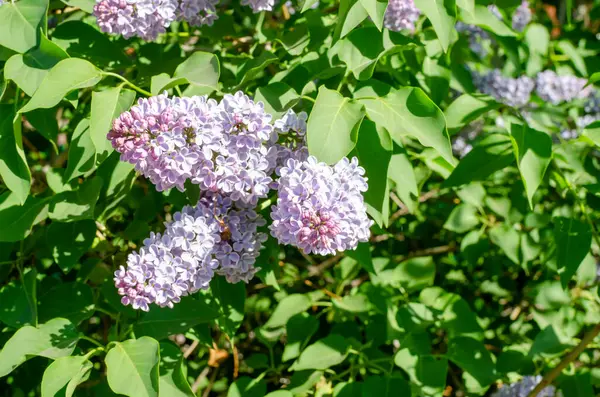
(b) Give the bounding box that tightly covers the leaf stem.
[81,335,105,348]
[300,95,316,103]
[101,72,152,97]
[528,323,600,397]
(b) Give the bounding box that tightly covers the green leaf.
[556,40,587,76]
[135,296,219,340]
[355,84,454,164]
[159,342,194,397]
[154,52,220,96]
[414,0,457,52]
[236,52,278,88]
[0,268,37,328]
[211,276,246,336]
[582,120,600,146]
[554,217,592,287]
[393,256,436,292]
[394,351,447,396]
[26,108,60,152]
[388,144,419,213]
[254,82,300,119]
[63,119,96,181]
[90,87,136,162]
[358,0,387,30]
[362,376,411,396]
[19,58,103,113]
[266,294,312,329]
[0,0,48,53]
[48,177,103,221]
[489,223,520,264]
[280,24,311,56]
[346,242,375,273]
[445,337,495,387]
[334,0,369,40]
[227,376,267,397]
[4,36,69,97]
[444,134,514,187]
[105,337,160,397]
[41,356,92,397]
[282,314,319,362]
[0,191,49,242]
[444,203,479,233]
[459,5,516,37]
[291,334,350,371]
[444,94,501,134]
[45,221,96,272]
[0,105,31,204]
[38,282,94,325]
[0,318,80,377]
[509,124,552,208]
[307,86,365,164]
[355,120,391,227]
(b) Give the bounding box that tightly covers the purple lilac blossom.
[492,376,561,397]
[535,70,592,105]
[452,121,483,158]
[109,92,275,205]
[114,192,266,311]
[473,69,534,107]
[241,0,274,12]
[584,91,600,114]
[512,1,531,32]
[383,0,421,32]
[455,5,503,57]
[560,114,600,140]
[93,0,179,40]
[93,0,217,40]
[270,156,373,255]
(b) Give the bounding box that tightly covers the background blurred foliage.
[0,0,600,395]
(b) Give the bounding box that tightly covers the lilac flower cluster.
[560,114,600,140]
[452,121,483,158]
[492,376,561,397]
[270,109,309,172]
[108,92,276,205]
[535,70,592,105]
[473,69,535,107]
[512,1,531,32]
[384,0,421,32]
[270,156,372,255]
[114,193,266,311]
[93,0,213,40]
[93,0,272,40]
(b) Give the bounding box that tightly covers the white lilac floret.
[492,375,561,397]
[383,0,421,32]
[473,69,534,108]
[114,193,266,311]
[535,70,592,105]
[452,121,483,158]
[270,156,373,255]
[108,92,275,205]
[512,1,531,32]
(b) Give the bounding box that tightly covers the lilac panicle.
[535,70,592,105]
[492,375,561,397]
[114,193,266,311]
[270,156,373,256]
[108,91,275,205]
[384,0,421,32]
[241,0,274,12]
[473,69,534,107]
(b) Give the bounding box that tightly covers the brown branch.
[393,243,456,262]
[232,343,239,379]
[389,189,439,223]
[528,323,600,397]
[201,367,219,397]
[183,340,199,359]
[191,367,210,393]
[307,254,343,276]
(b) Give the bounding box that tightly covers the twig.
[191,367,210,394]
[232,342,239,379]
[307,254,343,276]
[201,367,219,397]
[389,189,439,223]
[183,340,199,359]
[393,243,456,262]
[528,323,600,397]
[304,279,341,300]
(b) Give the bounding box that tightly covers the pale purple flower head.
[114,192,266,311]
[108,93,215,192]
[473,69,534,107]
[270,156,372,255]
[241,0,274,12]
[535,70,592,105]
[384,0,421,32]
[492,375,561,397]
[93,0,179,40]
[178,0,218,26]
[512,1,531,32]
